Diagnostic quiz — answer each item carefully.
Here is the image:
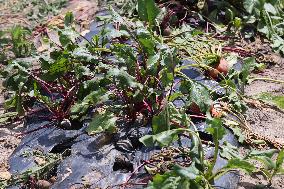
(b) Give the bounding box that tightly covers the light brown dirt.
[238,63,284,189]
[0,80,24,172]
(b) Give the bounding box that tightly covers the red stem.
[222,46,253,57]
[30,74,55,101]
[120,161,149,189]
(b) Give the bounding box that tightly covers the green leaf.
[137,0,160,26]
[70,102,89,120]
[152,112,169,134]
[241,57,256,84]
[276,150,284,172]
[59,28,80,46]
[243,0,259,14]
[152,102,190,135]
[264,3,277,15]
[112,43,137,74]
[257,92,284,110]
[147,53,160,73]
[231,126,245,143]
[220,142,243,160]
[86,111,117,135]
[251,156,276,170]
[246,149,278,170]
[248,149,278,158]
[70,89,108,120]
[173,163,200,180]
[137,29,156,56]
[155,130,180,147]
[225,158,255,174]
[72,47,99,62]
[160,47,178,71]
[147,164,204,188]
[146,172,181,189]
[3,60,30,91]
[139,129,182,147]
[49,58,70,74]
[206,118,225,141]
[188,131,204,167]
[179,80,191,94]
[152,102,170,134]
[108,68,143,89]
[190,83,211,112]
[64,12,74,26]
[271,35,284,55]
[160,69,174,88]
[138,135,155,147]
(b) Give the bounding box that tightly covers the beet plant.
[1,0,284,188]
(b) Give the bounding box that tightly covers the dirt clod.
[0,171,11,180]
[37,179,52,189]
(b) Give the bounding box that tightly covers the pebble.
[37,179,52,189]
[0,171,11,180]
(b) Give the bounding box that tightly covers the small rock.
[0,171,11,180]
[37,179,52,189]
[60,119,71,128]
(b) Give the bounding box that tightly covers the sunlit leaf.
[140,129,181,147]
[190,83,211,112]
[137,0,160,26]
[225,158,255,174]
[86,111,117,135]
[276,150,284,172]
[243,0,259,14]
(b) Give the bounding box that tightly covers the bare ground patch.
[238,64,284,189]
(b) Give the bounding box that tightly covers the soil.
[246,64,284,144]
[0,81,24,173]
[238,63,284,189]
